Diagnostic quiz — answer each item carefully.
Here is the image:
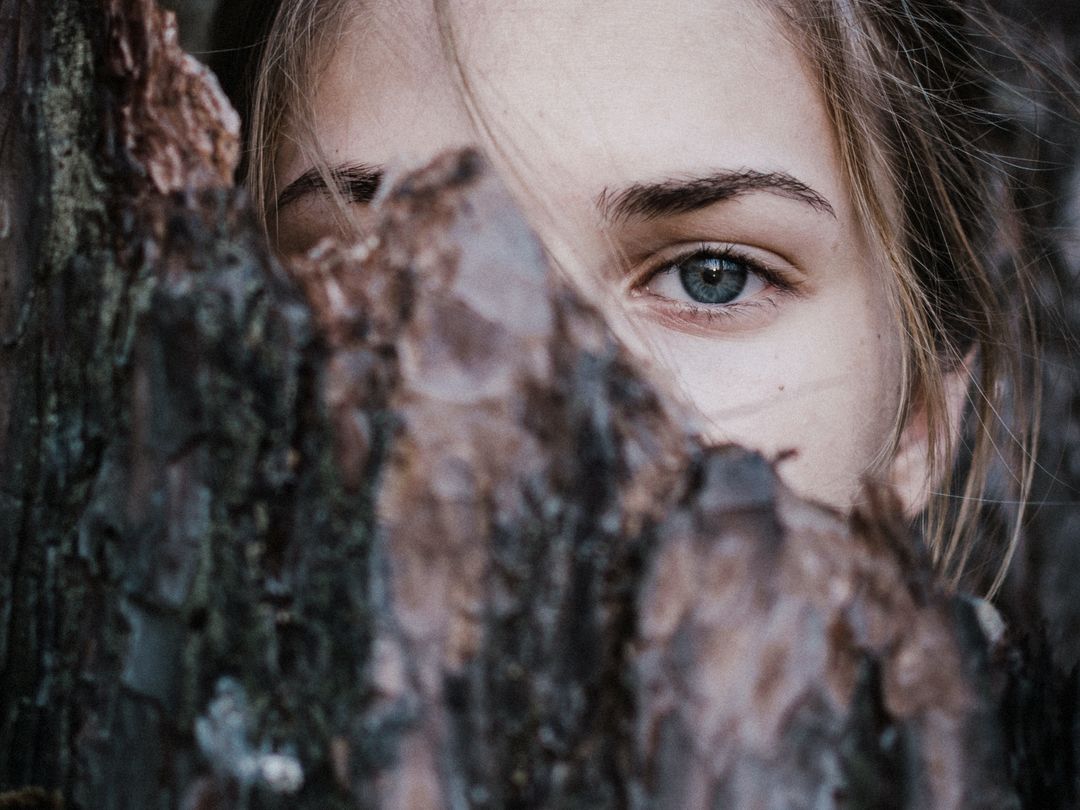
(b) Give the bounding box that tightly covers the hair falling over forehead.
[246,0,1061,597]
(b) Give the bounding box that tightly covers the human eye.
[628,244,798,328]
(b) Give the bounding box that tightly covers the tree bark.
[0,1,1074,808]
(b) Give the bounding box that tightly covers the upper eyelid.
[629,243,775,286]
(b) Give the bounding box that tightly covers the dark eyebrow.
[596,169,836,223]
[275,163,384,212]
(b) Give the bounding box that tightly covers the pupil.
[678,256,748,305]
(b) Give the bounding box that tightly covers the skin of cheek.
[619,257,903,509]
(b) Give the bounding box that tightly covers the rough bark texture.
[0,1,1076,809]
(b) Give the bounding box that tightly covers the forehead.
[291,0,842,215]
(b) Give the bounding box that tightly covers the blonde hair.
[242,0,1063,596]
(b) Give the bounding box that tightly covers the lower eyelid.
[631,295,786,336]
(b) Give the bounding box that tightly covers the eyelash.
[630,243,797,324]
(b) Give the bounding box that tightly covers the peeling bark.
[0,1,1074,809]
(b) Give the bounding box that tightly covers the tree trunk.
[0,1,1075,808]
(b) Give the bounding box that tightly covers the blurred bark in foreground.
[0,0,1077,808]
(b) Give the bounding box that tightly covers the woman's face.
[274,0,906,510]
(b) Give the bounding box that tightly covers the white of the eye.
[645,260,768,305]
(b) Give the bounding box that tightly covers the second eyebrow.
[597,169,837,223]
[275,163,384,212]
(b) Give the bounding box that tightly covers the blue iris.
[678,254,748,304]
